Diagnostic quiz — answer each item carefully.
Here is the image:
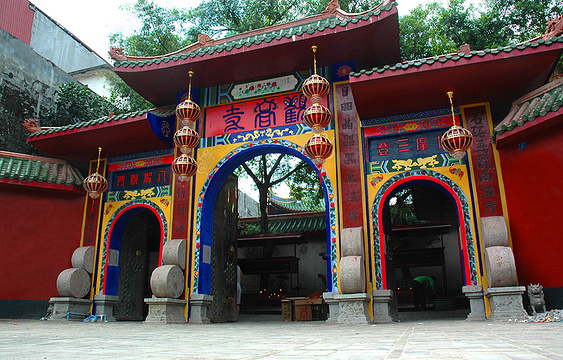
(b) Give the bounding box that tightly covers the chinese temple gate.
[14,1,563,322]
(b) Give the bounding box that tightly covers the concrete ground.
[1,313,562,360]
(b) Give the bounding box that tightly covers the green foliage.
[400,0,563,61]
[109,0,194,56]
[45,82,119,127]
[103,73,153,113]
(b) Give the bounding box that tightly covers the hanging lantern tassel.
[304,134,333,188]
[171,154,198,197]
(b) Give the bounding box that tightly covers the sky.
[28,0,482,63]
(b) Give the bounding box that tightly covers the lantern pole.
[447,91,456,126]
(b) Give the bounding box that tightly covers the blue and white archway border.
[191,138,339,294]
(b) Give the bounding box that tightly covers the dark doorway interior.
[383,184,468,315]
[114,210,161,321]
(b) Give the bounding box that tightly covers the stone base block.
[334,293,371,325]
[372,289,398,323]
[144,297,187,324]
[189,294,213,324]
[322,292,340,324]
[484,286,528,320]
[94,295,119,322]
[49,297,92,320]
[462,285,486,321]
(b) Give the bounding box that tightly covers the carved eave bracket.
[544,15,563,40]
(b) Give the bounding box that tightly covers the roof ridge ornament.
[543,15,563,40]
[198,33,214,46]
[109,47,127,61]
[322,0,340,15]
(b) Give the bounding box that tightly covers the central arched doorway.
[191,140,338,321]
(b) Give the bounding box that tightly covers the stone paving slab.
[1,316,562,360]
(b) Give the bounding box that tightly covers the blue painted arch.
[192,139,339,295]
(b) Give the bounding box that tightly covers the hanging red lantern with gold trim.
[83,147,108,200]
[172,153,197,196]
[440,91,473,159]
[304,134,333,169]
[303,103,332,134]
[301,46,330,104]
[176,71,201,127]
[173,126,200,154]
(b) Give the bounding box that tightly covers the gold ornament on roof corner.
[301,46,330,104]
[83,147,108,200]
[441,91,473,159]
[175,71,201,127]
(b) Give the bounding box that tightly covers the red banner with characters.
[204,92,328,137]
[336,83,364,228]
[463,105,503,216]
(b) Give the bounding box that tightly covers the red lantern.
[302,74,330,104]
[441,125,474,159]
[83,172,108,199]
[440,91,473,159]
[83,147,108,200]
[172,154,198,184]
[173,126,200,154]
[303,103,332,133]
[304,134,333,168]
[176,99,201,127]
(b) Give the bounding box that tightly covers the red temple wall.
[0,186,84,300]
[497,124,563,289]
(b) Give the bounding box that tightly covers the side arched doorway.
[372,170,478,318]
[103,206,163,321]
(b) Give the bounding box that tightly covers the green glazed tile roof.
[28,109,152,138]
[113,2,397,69]
[269,194,324,212]
[350,35,563,78]
[0,152,84,186]
[494,78,563,136]
[240,215,326,236]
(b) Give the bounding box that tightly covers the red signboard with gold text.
[204,93,328,137]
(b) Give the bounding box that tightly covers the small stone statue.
[527,284,547,315]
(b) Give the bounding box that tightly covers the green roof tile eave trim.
[113,3,398,69]
[350,35,563,79]
[28,109,151,139]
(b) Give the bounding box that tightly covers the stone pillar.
[372,289,397,323]
[144,297,187,324]
[462,285,486,320]
[94,295,119,322]
[49,297,92,320]
[189,294,213,324]
[322,291,340,324]
[485,286,528,320]
[334,293,371,325]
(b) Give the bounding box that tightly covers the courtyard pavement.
[1,313,562,360]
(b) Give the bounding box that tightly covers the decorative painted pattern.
[231,75,299,100]
[361,107,455,126]
[192,139,339,292]
[370,169,478,290]
[363,115,452,137]
[106,186,171,202]
[368,153,462,174]
[107,149,173,163]
[108,155,172,171]
[202,124,310,147]
[99,199,169,293]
